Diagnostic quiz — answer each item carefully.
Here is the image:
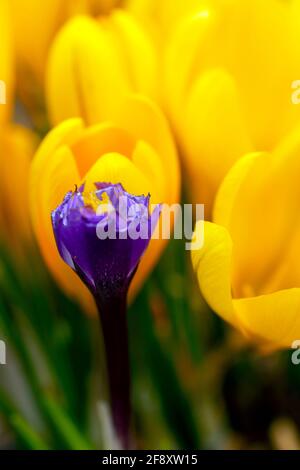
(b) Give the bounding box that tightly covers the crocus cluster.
[2,0,300,451]
[19,0,300,359]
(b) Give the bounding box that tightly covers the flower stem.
[95,291,132,450]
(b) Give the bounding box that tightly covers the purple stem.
[95,291,132,450]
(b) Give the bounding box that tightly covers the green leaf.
[129,288,201,449]
[0,390,49,450]
[41,396,93,450]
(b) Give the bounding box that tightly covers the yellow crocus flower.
[46,10,157,126]
[0,1,37,252]
[192,122,300,350]
[10,0,121,83]
[0,126,38,251]
[30,95,180,313]
[164,0,300,216]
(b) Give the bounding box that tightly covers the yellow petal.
[128,0,206,36]
[166,0,298,150]
[0,125,37,245]
[213,0,294,149]
[234,289,300,349]
[213,152,263,229]
[46,15,130,125]
[262,218,300,295]
[30,119,84,210]
[83,152,154,197]
[99,9,158,99]
[214,123,300,297]
[182,68,252,215]
[164,8,211,120]
[112,94,180,204]
[191,221,239,328]
[131,140,165,203]
[71,122,135,177]
[11,0,120,85]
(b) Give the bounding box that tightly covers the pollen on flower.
[82,187,110,213]
[71,182,115,216]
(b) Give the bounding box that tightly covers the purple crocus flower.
[51,182,161,449]
[52,182,161,298]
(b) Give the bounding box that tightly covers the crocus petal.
[234,290,300,349]
[214,123,300,297]
[131,140,165,202]
[11,0,121,87]
[262,230,300,296]
[213,152,262,229]
[164,9,211,120]
[191,221,239,329]
[46,15,130,125]
[182,68,252,215]
[112,94,180,204]
[46,11,158,127]
[0,125,37,245]
[128,0,206,37]
[30,119,83,233]
[71,122,135,177]
[82,152,155,197]
[215,0,295,149]
[99,9,158,99]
